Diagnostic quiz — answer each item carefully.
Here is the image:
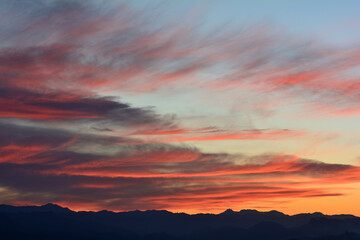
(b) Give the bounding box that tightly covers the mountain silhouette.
[1,204,360,240]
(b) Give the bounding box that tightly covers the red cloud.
[1,0,360,214]
[131,128,305,142]
[163,129,305,142]
[1,0,359,118]
[1,128,360,212]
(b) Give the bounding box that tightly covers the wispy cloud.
[0,0,359,214]
[1,122,360,212]
[1,0,359,116]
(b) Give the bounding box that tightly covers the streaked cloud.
[0,0,359,214]
[1,122,360,212]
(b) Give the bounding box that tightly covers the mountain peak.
[222,209,236,214]
[42,203,61,208]
[40,203,71,212]
[239,209,259,214]
[312,212,324,216]
[268,210,286,216]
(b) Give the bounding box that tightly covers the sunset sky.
[1,0,360,215]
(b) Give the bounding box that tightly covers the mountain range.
[1,203,360,240]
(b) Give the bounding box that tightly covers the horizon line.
[1,203,358,218]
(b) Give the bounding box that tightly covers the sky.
[1,0,360,215]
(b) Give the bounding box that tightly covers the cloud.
[1,0,359,117]
[130,127,305,142]
[0,1,213,93]
[156,129,305,142]
[0,86,177,130]
[0,0,359,213]
[1,122,360,211]
[0,152,358,211]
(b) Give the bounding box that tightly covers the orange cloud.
[1,122,360,213]
[1,0,360,215]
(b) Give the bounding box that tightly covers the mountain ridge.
[0,203,356,218]
[1,203,360,240]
